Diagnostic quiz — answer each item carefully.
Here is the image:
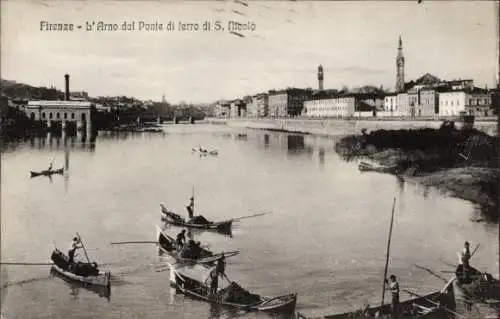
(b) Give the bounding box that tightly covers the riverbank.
[335,125,498,222]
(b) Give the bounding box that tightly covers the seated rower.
[176,229,186,251]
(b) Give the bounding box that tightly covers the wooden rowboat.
[30,168,64,178]
[160,204,233,235]
[358,162,397,174]
[50,249,110,288]
[50,266,111,298]
[171,266,297,314]
[156,226,238,266]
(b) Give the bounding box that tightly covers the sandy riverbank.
[335,124,499,222]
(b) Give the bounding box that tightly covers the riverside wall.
[207,117,498,136]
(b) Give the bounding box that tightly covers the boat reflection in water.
[50,267,111,301]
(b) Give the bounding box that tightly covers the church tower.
[396,35,405,93]
[317,65,324,91]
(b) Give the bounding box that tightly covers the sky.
[1,0,498,104]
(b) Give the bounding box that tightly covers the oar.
[76,232,91,263]
[233,212,271,221]
[380,197,397,307]
[470,243,480,258]
[403,288,464,318]
[416,264,448,283]
[0,262,53,266]
[110,241,158,245]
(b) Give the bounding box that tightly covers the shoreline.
[215,118,499,223]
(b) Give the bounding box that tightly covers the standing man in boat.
[209,267,219,297]
[216,254,227,281]
[68,237,82,268]
[186,196,194,219]
[176,229,186,251]
[457,241,472,282]
[385,274,400,318]
[48,158,54,172]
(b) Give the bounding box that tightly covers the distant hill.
[1,78,64,100]
[415,73,441,85]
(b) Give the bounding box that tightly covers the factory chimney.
[64,74,70,101]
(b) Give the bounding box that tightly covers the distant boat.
[30,168,64,178]
[358,162,397,174]
[192,147,219,156]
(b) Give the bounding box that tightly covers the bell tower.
[396,35,405,93]
[317,65,324,91]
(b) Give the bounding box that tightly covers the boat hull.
[30,168,64,178]
[172,268,297,314]
[452,269,500,318]
[50,264,111,288]
[160,206,233,235]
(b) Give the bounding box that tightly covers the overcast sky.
[1,0,498,103]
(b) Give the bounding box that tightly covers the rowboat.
[298,279,456,319]
[452,266,500,318]
[358,162,397,174]
[156,226,238,266]
[192,148,218,156]
[160,204,233,235]
[50,248,111,288]
[30,168,64,178]
[171,266,297,314]
[50,266,111,299]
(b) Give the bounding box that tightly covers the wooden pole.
[381,197,397,307]
[76,232,91,263]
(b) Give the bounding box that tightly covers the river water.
[1,124,498,319]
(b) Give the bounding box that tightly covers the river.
[1,124,498,319]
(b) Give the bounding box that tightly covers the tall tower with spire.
[396,35,405,93]
[317,65,324,91]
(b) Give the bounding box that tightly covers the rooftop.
[26,100,93,109]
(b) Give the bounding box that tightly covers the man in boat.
[186,196,210,225]
[68,237,82,268]
[385,274,400,318]
[176,229,186,251]
[48,159,53,172]
[216,254,227,281]
[209,267,219,297]
[457,241,472,282]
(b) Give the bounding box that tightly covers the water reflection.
[318,148,325,166]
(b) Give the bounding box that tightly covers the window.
[71,113,75,119]
[42,112,46,119]
[56,112,60,119]
[64,113,68,119]
[49,113,53,119]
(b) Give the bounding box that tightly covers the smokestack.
[64,74,70,101]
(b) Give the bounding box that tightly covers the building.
[416,88,440,116]
[396,36,405,93]
[254,93,269,117]
[438,91,468,116]
[24,74,94,133]
[303,96,356,118]
[246,98,258,118]
[396,93,410,116]
[230,99,246,118]
[441,79,474,91]
[268,88,312,117]
[318,65,324,91]
[465,88,492,116]
[214,101,230,117]
[384,93,398,113]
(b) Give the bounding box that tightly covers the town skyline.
[1,1,498,104]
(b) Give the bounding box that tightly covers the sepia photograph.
[1,1,499,318]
